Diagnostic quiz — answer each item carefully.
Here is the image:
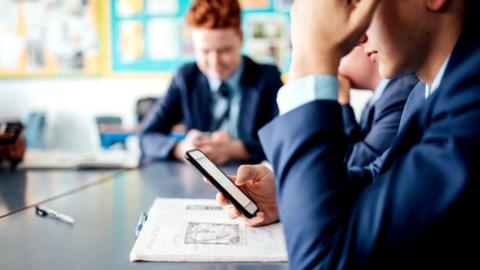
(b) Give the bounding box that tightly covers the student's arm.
[341,103,363,140]
[337,73,367,146]
[259,87,480,268]
[346,77,417,168]
[139,76,184,161]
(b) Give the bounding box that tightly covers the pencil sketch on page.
[184,222,239,245]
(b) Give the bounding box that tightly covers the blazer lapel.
[191,74,213,131]
[237,58,260,139]
[360,101,375,132]
[380,89,432,174]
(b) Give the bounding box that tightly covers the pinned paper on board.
[0,0,17,30]
[244,13,291,71]
[0,0,100,76]
[146,0,179,15]
[147,19,181,60]
[0,32,25,71]
[120,20,144,62]
[116,0,144,17]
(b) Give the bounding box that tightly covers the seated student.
[214,0,480,268]
[139,0,282,164]
[0,123,26,169]
[338,46,418,168]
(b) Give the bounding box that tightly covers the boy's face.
[192,28,243,81]
[361,0,429,79]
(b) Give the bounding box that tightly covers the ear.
[426,0,448,11]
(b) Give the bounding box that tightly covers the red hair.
[186,0,241,31]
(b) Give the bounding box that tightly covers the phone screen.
[186,149,258,217]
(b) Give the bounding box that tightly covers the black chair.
[95,115,126,149]
[135,97,159,124]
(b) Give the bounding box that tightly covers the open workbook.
[130,198,288,262]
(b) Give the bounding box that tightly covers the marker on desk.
[35,206,75,225]
[135,212,148,237]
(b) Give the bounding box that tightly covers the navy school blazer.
[140,56,282,162]
[342,74,418,169]
[259,25,480,269]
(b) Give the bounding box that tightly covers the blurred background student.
[338,46,418,168]
[139,0,283,165]
[0,122,26,169]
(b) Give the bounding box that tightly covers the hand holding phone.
[185,149,259,218]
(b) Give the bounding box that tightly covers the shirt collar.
[369,79,391,105]
[425,55,451,98]
[208,58,244,94]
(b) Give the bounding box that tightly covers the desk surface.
[0,168,118,218]
[0,162,287,270]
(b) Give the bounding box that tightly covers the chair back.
[136,97,159,124]
[95,115,126,149]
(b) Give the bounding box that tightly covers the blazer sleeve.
[139,75,184,161]
[259,92,480,268]
[345,76,417,169]
[242,65,283,161]
[345,94,404,169]
[341,104,362,141]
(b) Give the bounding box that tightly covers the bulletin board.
[0,0,292,77]
[110,0,293,73]
[0,0,101,77]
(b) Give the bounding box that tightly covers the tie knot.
[218,82,231,98]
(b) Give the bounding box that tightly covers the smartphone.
[0,122,23,145]
[185,149,259,218]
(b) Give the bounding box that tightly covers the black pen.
[35,206,75,225]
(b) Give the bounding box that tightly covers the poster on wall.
[116,0,143,17]
[244,13,291,71]
[110,0,292,73]
[146,0,179,15]
[119,20,144,62]
[147,19,181,60]
[0,0,100,77]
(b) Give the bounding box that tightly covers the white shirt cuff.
[277,75,339,115]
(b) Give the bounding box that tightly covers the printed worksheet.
[129,198,288,262]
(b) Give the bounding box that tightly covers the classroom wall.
[0,78,371,151]
[0,0,373,153]
[0,78,169,151]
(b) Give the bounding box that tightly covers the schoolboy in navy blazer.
[214,1,480,269]
[140,56,281,162]
[259,3,480,269]
[139,0,282,164]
